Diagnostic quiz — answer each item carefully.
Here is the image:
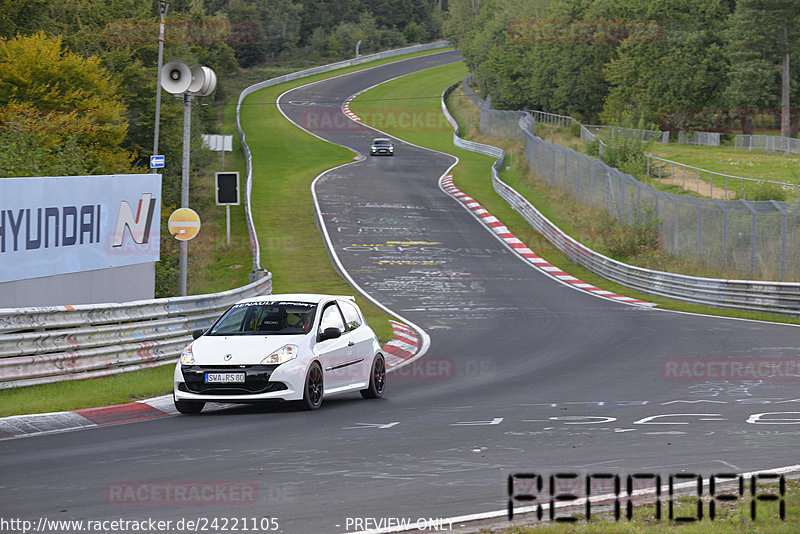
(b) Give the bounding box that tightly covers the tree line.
[0,0,443,295]
[0,0,443,180]
[443,0,799,135]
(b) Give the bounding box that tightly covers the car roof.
[234,293,355,305]
[372,138,391,142]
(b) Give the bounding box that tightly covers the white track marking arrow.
[341,422,400,430]
[450,417,504,426]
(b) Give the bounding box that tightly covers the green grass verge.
[650,143,800,184]
[0,367,176,418]
[0,48,451,417]
[349,62,800,326]
[647,143,800,200]
[536,123,800,200]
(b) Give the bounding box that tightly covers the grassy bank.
[0,48,450,417]
[349,62,800,324]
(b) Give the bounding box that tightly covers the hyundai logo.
[224,354,232,361]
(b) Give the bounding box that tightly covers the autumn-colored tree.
[0,32,136,176]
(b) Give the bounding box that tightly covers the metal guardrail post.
[672,196,680,254]
[740,200,758,274]
[771,200,788,281]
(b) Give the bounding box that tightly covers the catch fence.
[735,134,800,155]
[678,131,720,147]
[457,79,800,282]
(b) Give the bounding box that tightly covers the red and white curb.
[0,398,173,440]
[382,320,420,369]
[342,90,365,122]
[440,175,653,307]
[0,322,421,440]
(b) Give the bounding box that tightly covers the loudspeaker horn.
[187,65,206,94]
[161,61,192,94]
[188,66,217,96]
[197,67,217,96]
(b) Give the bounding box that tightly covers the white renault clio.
[173,294,386,414]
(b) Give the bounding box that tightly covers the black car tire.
[174,397,205,414]
[300,362,324,410]
[360,354,386,399]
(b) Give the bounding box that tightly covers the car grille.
[181,364,286,395]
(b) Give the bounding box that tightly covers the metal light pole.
[178,92,193,296]
[153,0,169,155]
[159,61,216,297]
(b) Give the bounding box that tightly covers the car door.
[315,301,354,391]
[337,299,373,386]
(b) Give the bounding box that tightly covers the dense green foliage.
[0,0,443,296]
[444,0,800,131]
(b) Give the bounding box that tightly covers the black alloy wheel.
[301,362,324,410]
[361,354,386,399]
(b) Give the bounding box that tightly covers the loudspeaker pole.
[153,0,169,155]
[178,92,193,296]
[159,59,215,298]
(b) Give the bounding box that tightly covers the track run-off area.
[1,51,799,534]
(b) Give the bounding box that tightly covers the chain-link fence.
[678,131,720,146]
[585,124,668,143]
[644,155,800,201]
[735,134,800,155]
[459,80,800,281]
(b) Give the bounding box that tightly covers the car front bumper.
[173,360,307,402]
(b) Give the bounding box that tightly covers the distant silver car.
[370,137,394,156]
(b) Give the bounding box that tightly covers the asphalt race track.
[1,50,799,533]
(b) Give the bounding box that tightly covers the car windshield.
[373,139,391,146]
[208,301,317,336]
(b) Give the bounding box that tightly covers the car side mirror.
[192,328,206,340]
[318,327,342,342]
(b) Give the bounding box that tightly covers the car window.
[208,301,316,335]
[338,300,362,331]
[210,306,249,334]
[319,303,345,333]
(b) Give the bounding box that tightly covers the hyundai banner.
[0,174,161,283]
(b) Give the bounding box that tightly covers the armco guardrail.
[442,82,800,316]
[237,41,450,275]
[0,276,272,389]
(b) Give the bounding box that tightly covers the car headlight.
[180,345,195,365]
[261,344,298,365]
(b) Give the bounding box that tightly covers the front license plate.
[204,372,245,383]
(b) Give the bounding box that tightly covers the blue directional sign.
[149,155,165,169]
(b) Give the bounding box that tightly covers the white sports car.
[173,294,386,413]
